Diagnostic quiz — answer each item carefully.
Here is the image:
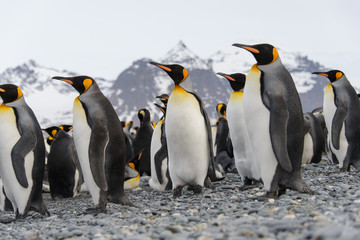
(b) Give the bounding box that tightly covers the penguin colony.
[0,42,359,222]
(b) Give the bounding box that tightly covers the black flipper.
[88,125,109,191]
[154,145,167,184]
[11,130,37,188]
[268,94,292,173]
[154,119,167,184]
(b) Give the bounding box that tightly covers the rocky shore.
[1,161,360,240]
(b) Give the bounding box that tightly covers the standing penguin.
[149,101,172,191]
[156,94,169,107]
[217,72,261,188]
[313,70,360,171]
[302,112,325,164]
[214,103,237,174]
[0,84,49,220]
[233,43,313,198]
[150,62,222,196]
[133,108,153,176]
[52,76,132,213]
[43,126,82,199]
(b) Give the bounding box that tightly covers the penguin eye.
[335,72,343,81]
[83,78,93,92]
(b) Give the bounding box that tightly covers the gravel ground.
[1,161,360,240]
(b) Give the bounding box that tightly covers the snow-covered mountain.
[0,60,113,126]
[0,41,329,127]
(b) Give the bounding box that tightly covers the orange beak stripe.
[62,79,73,85]
[242,46,260,54]
[157,65,172,72]
[224,75,236,82]
[0,88,5,92]
[318,73,329,77]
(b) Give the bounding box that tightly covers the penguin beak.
[52,76,74,85]
[0,88,5,93]
[233,43,260,54]
[312,72,329,78]
[149,62,172,72]
[217,72,236,82]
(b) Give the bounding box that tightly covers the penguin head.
[217,72,246,91]
[232,43,279,65]
[59,124,73,132]
[52,75,95,94]
[216,103,227,118]
[156,94,169,106]
[149,62,189,85]
[43,126,61,138]
[138,108,151,124]
[312,70,344,83]
[0,84,23,103]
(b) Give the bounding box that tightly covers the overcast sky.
[1,0,359,86]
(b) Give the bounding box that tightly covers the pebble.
[0,162,360,239]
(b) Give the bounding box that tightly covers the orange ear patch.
[183,68,189,80]
[17,88,23,100]
[83,78,92,92]
[51,130,57,137]
[336,72,343,80]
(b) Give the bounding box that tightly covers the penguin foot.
[291,182,315,195]
[85,206,107,215]
[238,184,257,191]
[191,185,202,194]
[340,166,351,172]
[239,178,261,191]
[117,195,135,207]
[253,191,278,201]
[277,188,286,197]
[297,186,315,195]
[204,177,215,189]
[30,201,50,217]
[173,186,183,198]
[0,216,16,224]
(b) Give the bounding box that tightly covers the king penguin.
[42,126,82,199]
[133,108,153,176]
[0,84,49,220]
[149,62,222,196]
[233,43,313,198]
[149,100,172,191]
[52,75,132,213]
[302,112,325,164]
[313,70,360,171]
[217,72,261,188]
[214,103,237,174]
